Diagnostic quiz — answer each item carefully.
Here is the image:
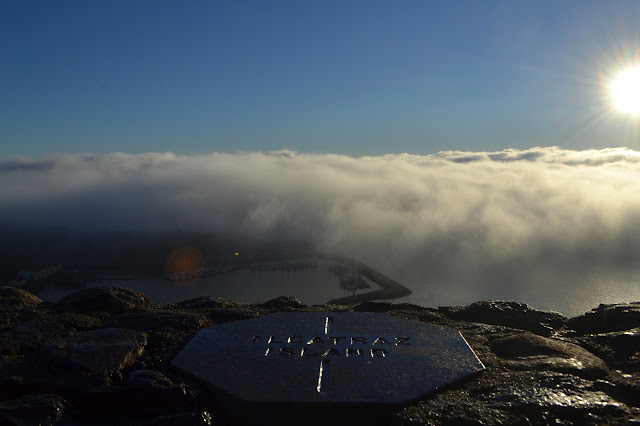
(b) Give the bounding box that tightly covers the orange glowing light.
[165,247,204,275]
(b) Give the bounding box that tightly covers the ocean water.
[393,263,640,318]
[32,259,640,318]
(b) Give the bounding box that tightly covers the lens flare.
[165,246,204,275]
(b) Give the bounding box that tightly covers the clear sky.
[1,0,639,158]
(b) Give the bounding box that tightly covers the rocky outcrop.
[0,287,42,306]
[53,287,152,315]
[568,302,640,333]
[439,300,566,335]
[40,328,148,375]
[0,286,638,425]
[257,295,304,309]
[488,333,609,379]
[100,312,207,332]
[0,394,72,426]
[0,321,73,356]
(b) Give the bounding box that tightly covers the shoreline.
[7,256,413,306]
[1,285,638,425]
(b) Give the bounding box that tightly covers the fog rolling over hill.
[3,146,640,316]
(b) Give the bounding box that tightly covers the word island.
[248,333,411,358]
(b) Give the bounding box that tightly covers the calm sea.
[393,264,640,318]
[32,259,640,317]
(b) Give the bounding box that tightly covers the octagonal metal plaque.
[172,312,483,406]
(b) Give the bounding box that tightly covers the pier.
[325,256,412,305]
[329,264,371,292]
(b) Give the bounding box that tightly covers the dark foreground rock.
[568,302,640,333]
[53,287,152,315]
[0,394,72,426]
[0,285,639,425]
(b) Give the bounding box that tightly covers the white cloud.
[3,146,640,313]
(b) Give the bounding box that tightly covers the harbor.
[150,258,380,304]
[158,259,381,299]
[329,264,371,293]
[159,260,319,281]
[4,255,414,307]
[15,258,381,305]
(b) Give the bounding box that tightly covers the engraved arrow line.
[316,316,333,393]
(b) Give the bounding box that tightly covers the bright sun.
[609,65,640,116]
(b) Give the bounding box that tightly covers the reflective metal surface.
[171,312,484,404]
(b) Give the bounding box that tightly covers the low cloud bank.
[3,146,640,311]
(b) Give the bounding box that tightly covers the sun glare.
[609,65,640,116]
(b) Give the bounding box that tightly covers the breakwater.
[324,256,412,305]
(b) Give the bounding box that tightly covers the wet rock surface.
[0,286,43,306]
[86,369,194,419]
[177,296,241,310]
[39,328,148,375]
[257,295,304,309]
[0,394,71,426]
[439,300,566,336]
[568,302,640,333]
[489,333,610,379]
[0,286,637,425]
[0,321,73,356]
[100,311,207,332]
[54,287,152,315]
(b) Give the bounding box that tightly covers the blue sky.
[1,0,639,158]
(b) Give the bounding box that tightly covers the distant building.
[16,264,62,282]
[17,270,34,280]
[34,264,62,280]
